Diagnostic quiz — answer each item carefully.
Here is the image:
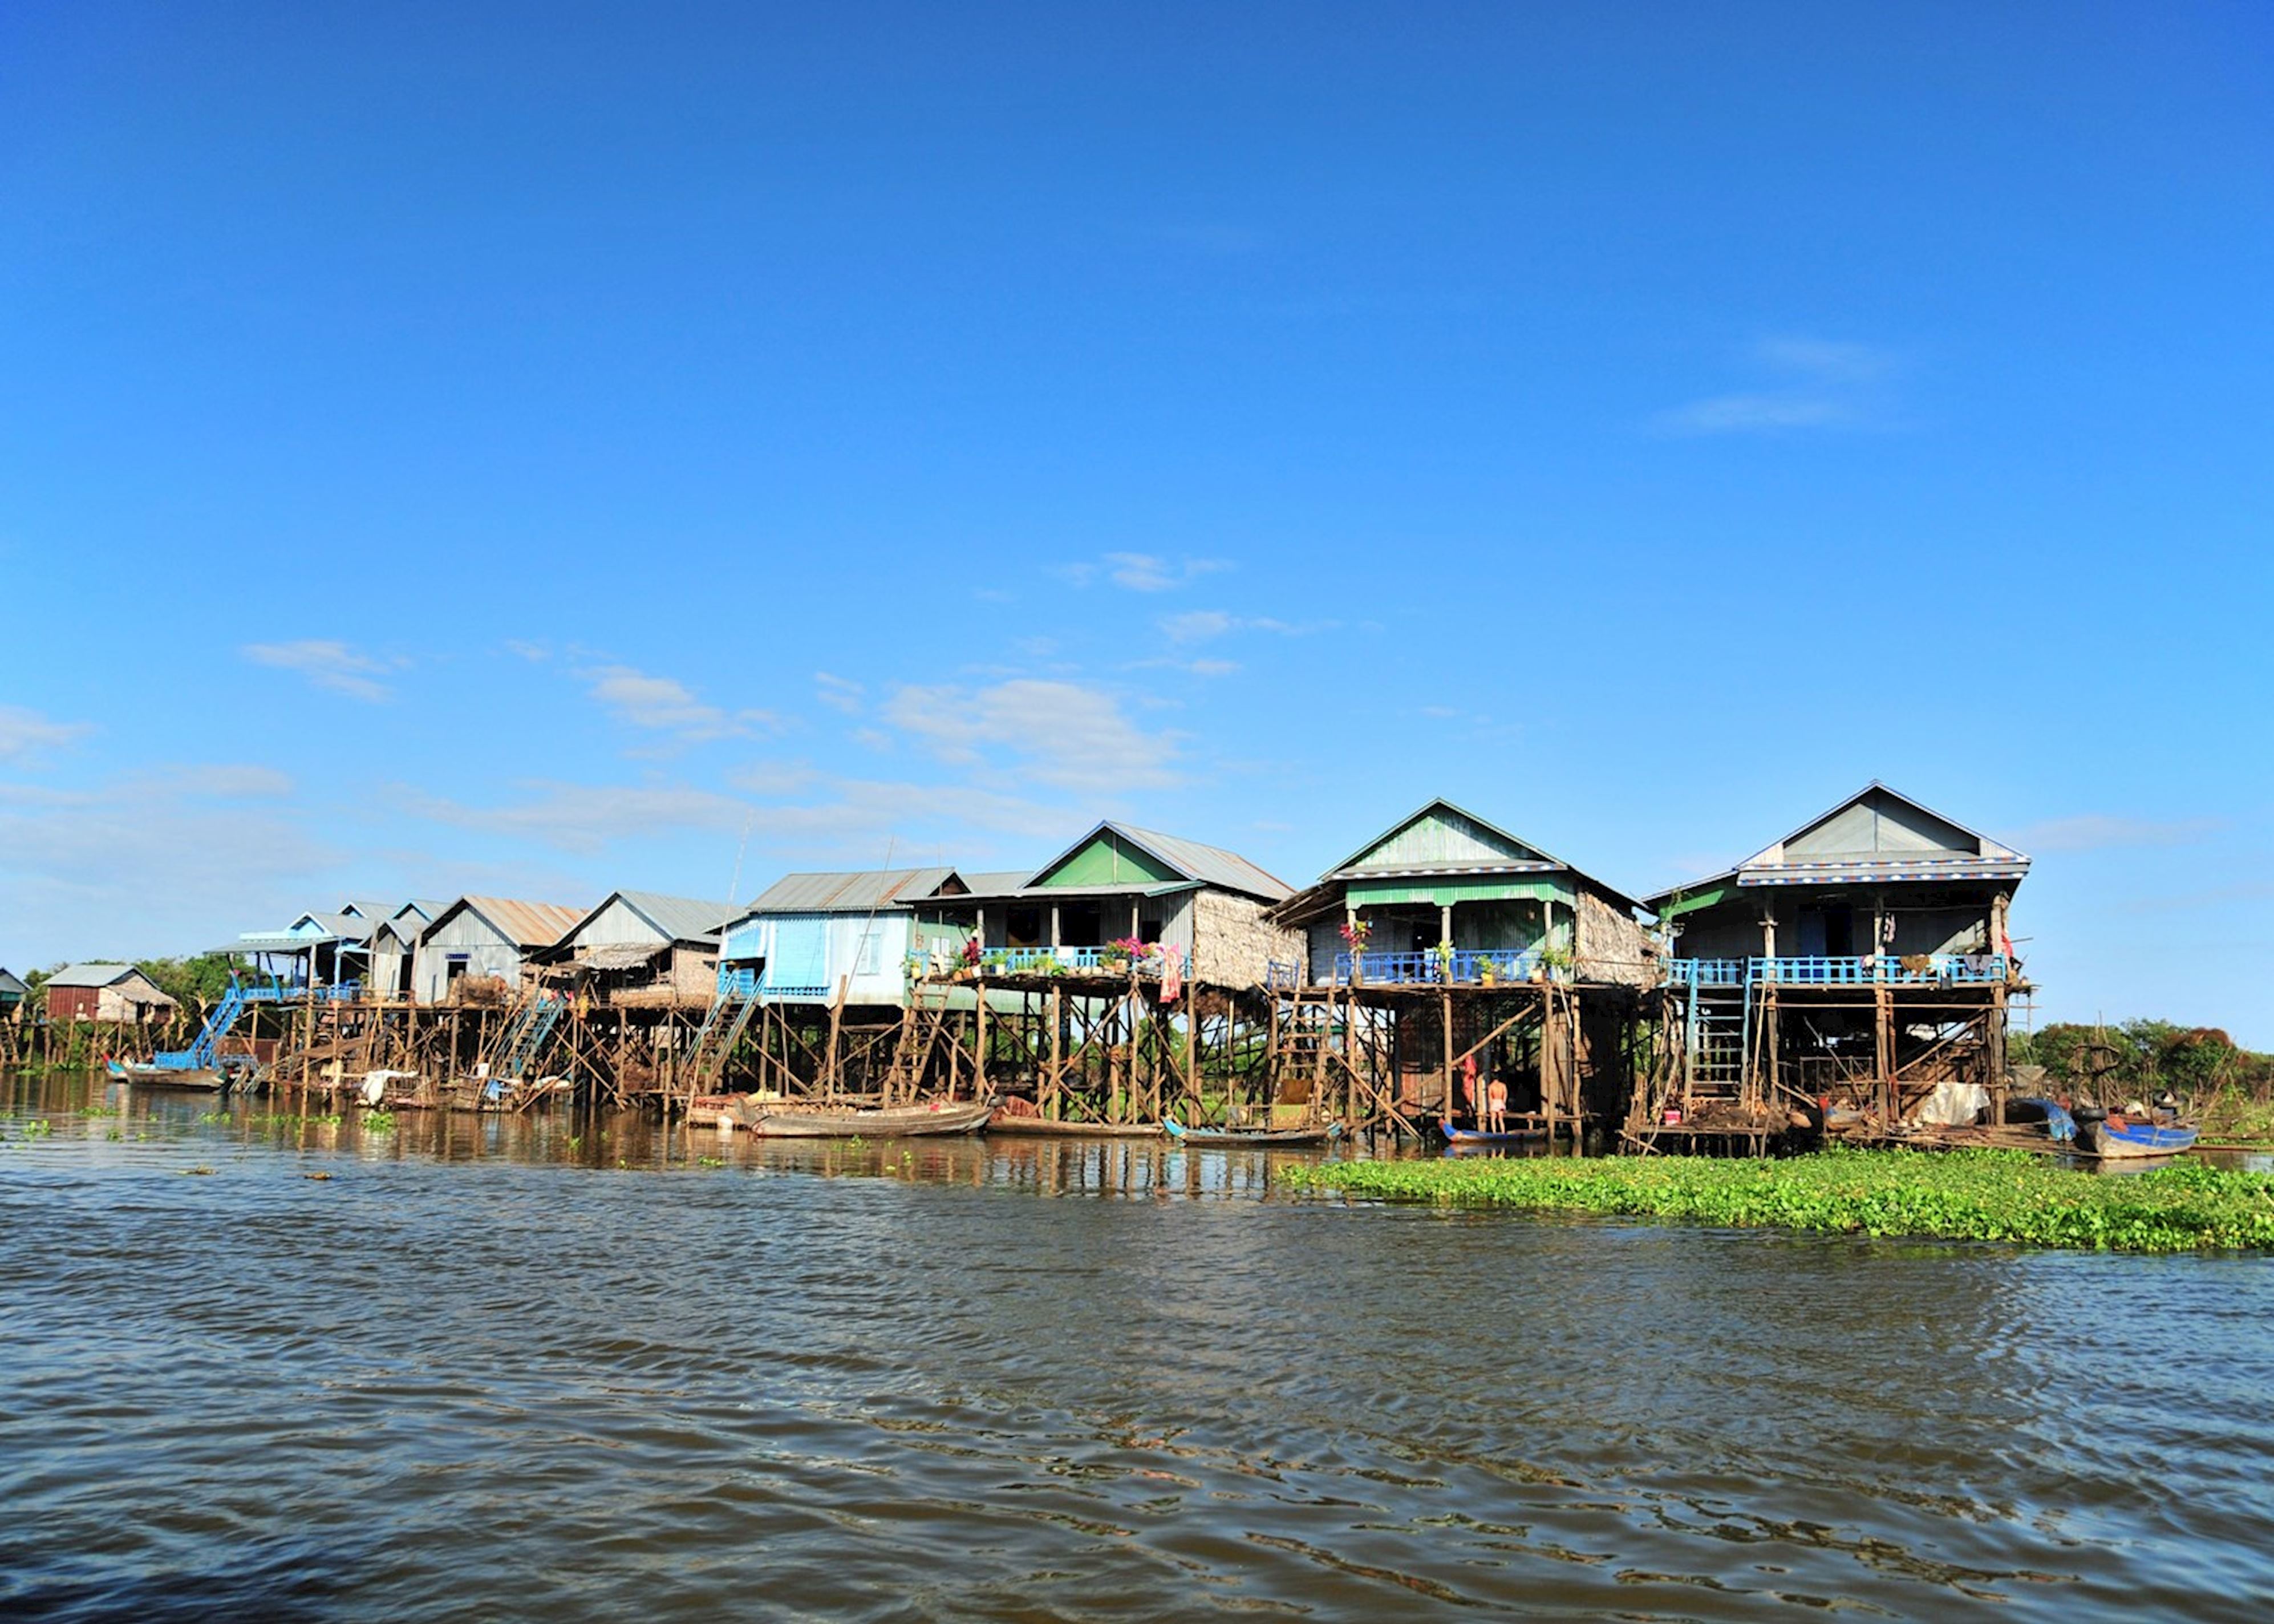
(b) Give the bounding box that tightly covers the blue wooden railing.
[1671,955,2009,987]
[1331,949,1546,986]
[906,945,1156,977]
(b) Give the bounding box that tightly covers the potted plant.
[1434,939,1456,982]
[1338,917,1371,983]
[1539,944,1575,982]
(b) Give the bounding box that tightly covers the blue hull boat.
[1439,1119,1545,1145]
[2081,1117,2198,1159]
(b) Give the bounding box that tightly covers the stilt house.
[43,964,177,1023]
[538,890,732,1006]
[718,869,968,1007]
[366,901,444,999]
[412,896,585,1004]
[930,823,1299,987]
[1643,782,2030,1128]
[1268,800,1656,986]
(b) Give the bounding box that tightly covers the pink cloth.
[1161,945,1185,1003]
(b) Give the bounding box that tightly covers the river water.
[4,1072,2270,1622]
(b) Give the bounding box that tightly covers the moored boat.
[106,1057,228,1090]
[1438,1118,1546,1145]
[986,1115,1164,1139]
[1162,1117,1340,1148]
[2080,1112,2198,1160]
[729,1097,995,1138]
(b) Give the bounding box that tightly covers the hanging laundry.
[1161,944,1185,1004]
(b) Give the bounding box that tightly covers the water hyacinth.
[1281,1149,2274,1254]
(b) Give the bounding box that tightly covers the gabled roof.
[571,889,735,945]
[0,967,27,995]
[46,962,142,988]
[1024,821,1293,903]
[1643,782,2032,909]
[1267,800,1643,926]
[737,868,962,916]
[420,896,587,950]
[340,900,395,921]
[289,911,371,942]
[1323,798,1558,880]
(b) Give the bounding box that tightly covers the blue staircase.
[1684,980,1748,1108]
[691,970,764,1087]
[151,977,251,1072]
[496,994,567,1080]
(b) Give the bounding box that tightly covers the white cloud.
[0,768,342,965]
[585,665,777,744]
[1655,335,1902,436]
[1056,553,1231,593]
[882,678,1180,792]
[1104,552,1230,592]
[401,780,753,855]
[2016,814,2223,853]
[1158,610,1328,644]
[0,705,91,763]
[241,639,395,701]
[814,672,864,714]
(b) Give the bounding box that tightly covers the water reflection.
[4,1068,2271,1622]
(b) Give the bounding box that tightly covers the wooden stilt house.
[1643,782,2031,1136]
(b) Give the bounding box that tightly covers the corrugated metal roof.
[293,912,371,942]
[741,868,959,914]
[607,890,735,942]
[1109,823,1294,902]
[442,896,587,948]
[959,870,1031,896]
[46,962,140,987]
[341,899,394,920]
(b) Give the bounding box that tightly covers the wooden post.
[1048,985,1064,1121]
[974,981,988,1100]
[1543,988,1558,1145]
[1439,987,1454,1121]
[825,976,848,1102]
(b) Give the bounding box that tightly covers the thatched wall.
[1576,888,1659,987]
[1193,890,1305,987]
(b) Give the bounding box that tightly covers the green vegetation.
[2016,1021,2272,1100]
[1282,1149,2274,1254]
[360,1111,398,1132]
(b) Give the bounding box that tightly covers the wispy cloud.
[0,705,92,764]
[814,672,865,715]
[241,639,395,701]
[401,780,753,855]
[585,665,777,744]
[883,678,1180,792]
[1056,552,1230,593]
[1656,335,1903,436]
[2016,813,2224,853]
[1158,610,1329,644]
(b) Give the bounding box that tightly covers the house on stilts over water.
[1264,800,1658,1140]
[1640,782,2030,1147]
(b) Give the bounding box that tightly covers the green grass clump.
[1281,1149,2274,1254]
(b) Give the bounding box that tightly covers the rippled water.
[4,1072,2271,1621]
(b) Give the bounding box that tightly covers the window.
[855,929,882,976]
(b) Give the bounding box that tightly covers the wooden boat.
[2080,1113,2198,1159]
[729,1097,995,1138]
[1439,1118,1547,1145]
[1161,1117,1341,1148]
[986,1115,1164,1139]
[106,1058,226,1090]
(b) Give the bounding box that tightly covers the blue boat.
[2081,1114,2198,1160]
[2010,1096,2078,1143]
[1438,1119,1545,1145]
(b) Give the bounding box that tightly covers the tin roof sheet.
[443,896,587,949]
[743,868,960,914]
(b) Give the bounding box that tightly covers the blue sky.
[3,2,2269,1040]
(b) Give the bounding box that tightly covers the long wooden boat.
[1439,1119,1546,1145]
[106,1058,226,1091]
[2080,1115,2198,1159]
[986,1116,1164,1139]
[1161,1117,1340,1148]
[729,1097,995,1138]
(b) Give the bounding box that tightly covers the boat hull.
[1439,1119,1547,1145]
[2082,1118,2199,1159]
[1162,1118,1339,1147]
[986,1117,1164,1139]
[732,1099,995,1138]
[116,1064,226,1090]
